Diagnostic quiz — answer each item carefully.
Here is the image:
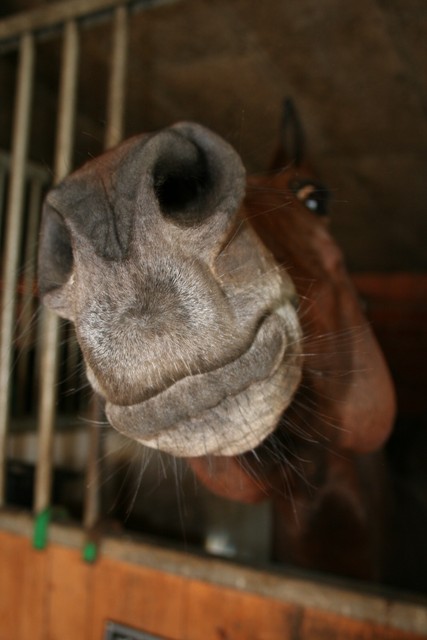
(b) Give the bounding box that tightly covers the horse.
[38,101,396,580]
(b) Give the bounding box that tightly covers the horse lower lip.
[105,306,299,445]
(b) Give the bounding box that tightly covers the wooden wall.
[1,526,426,640]
[1,274,427,638]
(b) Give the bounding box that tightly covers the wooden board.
[0,528,426,640]
[0,531,49,639]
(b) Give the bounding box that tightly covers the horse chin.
[103,305,302,457]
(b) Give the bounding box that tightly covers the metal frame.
[0,0,179,52]
[0,0,178,517]
[104,621,167,640]
[0,32,35,504]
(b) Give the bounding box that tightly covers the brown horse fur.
[38,105,396,581]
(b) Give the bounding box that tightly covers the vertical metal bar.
[16,176,44,409]
[53,21,79,183]
[104,4,128,149]
[83,4,129,531]
[0,33,35,506]
[63,326,81,413]
[34,20,79,514]
[83,395,104,530]
[21,177,44,336]
[0,166,8,247]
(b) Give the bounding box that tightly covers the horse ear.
[271,97,306,171]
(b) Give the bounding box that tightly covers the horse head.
[38,121,302,457]
[38,103,396,579]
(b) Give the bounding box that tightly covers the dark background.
[1,0,426,271]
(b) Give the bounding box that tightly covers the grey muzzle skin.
[38,122,302,457]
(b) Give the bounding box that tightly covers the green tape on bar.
[33,508,51,550]
[83,540,98,564]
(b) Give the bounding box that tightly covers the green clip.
[83,539,98,563]
[33,508,52,550]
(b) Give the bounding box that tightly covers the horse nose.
[149,123,246,227]
[151,131,212,222]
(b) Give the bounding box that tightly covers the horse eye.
[291,180,330,216]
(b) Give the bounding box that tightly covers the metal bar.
[104,4,128,148]
[0,0,180,51]
[34,20,80,514]
[0,150,51,183]
[83,395,104,530]
[63,326,80,413]
[15,177,44,409]
[20,177,44,330]
[81,3,129,530]
[0,166,7,246]
[0,33,35,506]
[54,23,80,182]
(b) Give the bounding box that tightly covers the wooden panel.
[185,580,299,640]
[0,529,426,640]
[0,530,28,638]
[300,608,427,640]
[184,580,427,640]
[89,556,186,639]
[47,545,93,639]
[17,541,49,640]
[0,530,48,640]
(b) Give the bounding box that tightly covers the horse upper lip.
[105,306,296,439]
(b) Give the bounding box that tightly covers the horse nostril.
[38,203,74,296]
[154,166,208,214]
[152,135,213,223]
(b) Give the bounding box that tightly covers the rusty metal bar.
[104,4,128,148]
[0,33,35,506]
[34,20,80,514]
